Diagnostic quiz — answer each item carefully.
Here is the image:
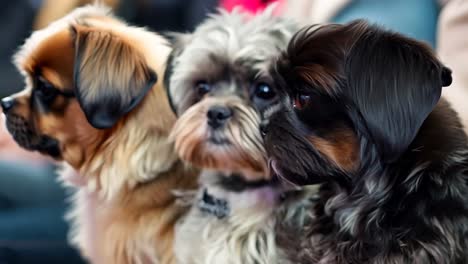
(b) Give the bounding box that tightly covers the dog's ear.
[163,32,192,115]
[346,27,445,163]
[71,25,157,129]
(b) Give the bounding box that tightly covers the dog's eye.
[254,83,276,100]
[293,94,311,110]
[36,77,58,102]
[196,81,212,97]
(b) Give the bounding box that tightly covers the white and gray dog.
[165,7,314,264]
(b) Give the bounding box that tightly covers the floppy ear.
[163,32,191,116]
[71,25,157,129]
[346,27,445,163]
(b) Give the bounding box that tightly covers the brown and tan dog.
[1,5,198,264]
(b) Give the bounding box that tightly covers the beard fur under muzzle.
[170,96,267,177]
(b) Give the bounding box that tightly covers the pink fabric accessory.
[220,0,285,15]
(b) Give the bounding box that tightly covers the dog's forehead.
[12,6,118,93]
[187,27,284,70]
[12,30,77,98]
[32,30,74,77]
[14,6,110,71]
[181,10,294,72]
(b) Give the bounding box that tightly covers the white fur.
[174,172,313,264]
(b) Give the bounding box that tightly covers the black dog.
[264,20,468,264]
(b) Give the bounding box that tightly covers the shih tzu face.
[261,20,468,264]
[166,9,296,180]
[264,20,453,186]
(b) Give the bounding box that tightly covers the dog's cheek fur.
[307,129,359,172]
[265,111,345,185]
[170,103,208,164]
[36,101,101,167]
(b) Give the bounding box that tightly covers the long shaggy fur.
[4,5,199,264]
[175,173,304,264]
[165,7,312,264]
[165,6,297,115]
[170,96,267,177]
[265,20,468,264]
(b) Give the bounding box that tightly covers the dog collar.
[198,189,230,219]
[217,173,272,192]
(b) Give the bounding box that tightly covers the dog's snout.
[1,97,16,113]
[207,106,232,129]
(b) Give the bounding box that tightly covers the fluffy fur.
[165,8,313,264]
[264,20,468,263]
[174,172,315,264]
[1,5,198,264]
[170,96,267,177]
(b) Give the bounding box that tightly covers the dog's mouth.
[207,131,231,146]
[4,113,62,158]
[208,136,231,146]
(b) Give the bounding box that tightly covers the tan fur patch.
[32,30,75,86]
[308,129,359,172]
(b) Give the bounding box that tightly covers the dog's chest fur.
[278,156,468,264]
[62,163,198,264]
[174,171,313,264]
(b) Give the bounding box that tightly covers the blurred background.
[0,0,466,263]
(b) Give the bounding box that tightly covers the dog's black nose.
[1,97,16,113]
[207,106,232,129]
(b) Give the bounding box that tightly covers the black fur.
[266,20,468,264]
[217,173,273,192]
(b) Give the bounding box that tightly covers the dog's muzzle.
[4,113,38,150]
[3,112,61,158]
